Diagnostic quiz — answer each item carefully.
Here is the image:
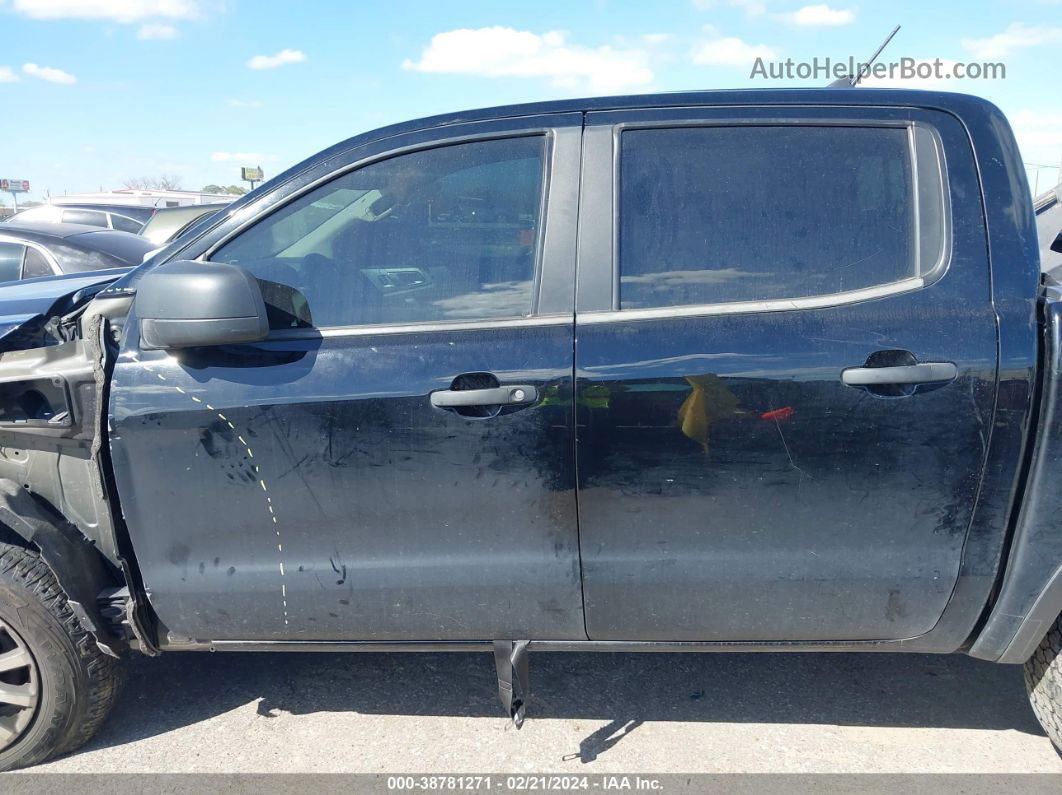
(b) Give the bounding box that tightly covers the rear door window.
[617,125,940,310]
[61,209,109,228]
[110,214,144,233]
[0,242,25,282]
[22,246,54,278]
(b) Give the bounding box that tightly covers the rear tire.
[0,542,123,771]
[1024,613,1062,750]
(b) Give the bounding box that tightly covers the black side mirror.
[1052,229,1062,254]
[136,260,269,350]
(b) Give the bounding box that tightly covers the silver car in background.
[138,203,228,245]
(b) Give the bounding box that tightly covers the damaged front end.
[0,271,156,657]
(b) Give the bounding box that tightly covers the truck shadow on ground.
[78,650,1043,761]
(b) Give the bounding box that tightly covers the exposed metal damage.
[0,273,156,658]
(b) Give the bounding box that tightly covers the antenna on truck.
[829,25,901,87]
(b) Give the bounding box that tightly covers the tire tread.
[0,542,122,768]
[1025,614,1062,749]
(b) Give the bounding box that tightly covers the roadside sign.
[0,179,29,192]
[241,167,263,182]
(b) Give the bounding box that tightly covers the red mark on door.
[761,406,794,422]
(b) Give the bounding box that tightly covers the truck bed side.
[971,284,1062,662]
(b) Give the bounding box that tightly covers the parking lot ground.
[28,649,1062,773]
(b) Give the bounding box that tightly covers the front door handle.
[841,362,957,387]
[430,385,539,408]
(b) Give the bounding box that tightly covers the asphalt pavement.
[29,649,1062,773]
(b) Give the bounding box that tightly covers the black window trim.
[580,115,951,323]
[200,126,576,339]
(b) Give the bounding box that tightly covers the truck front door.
[574,106,996,642]
[110,116,584,643]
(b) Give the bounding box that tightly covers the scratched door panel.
[575,296,996,641]
[575,106,996,642]
[109,325,581,642]
[109,115,582,643]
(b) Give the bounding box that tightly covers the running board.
[206,638,916,654]
[205,636,924,728]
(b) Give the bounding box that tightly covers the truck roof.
[278,87,1008,188]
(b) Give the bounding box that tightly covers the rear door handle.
[430,385,539,408]
[841,362,957,386]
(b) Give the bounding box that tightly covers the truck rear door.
[574,105,996,641]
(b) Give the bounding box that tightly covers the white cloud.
[692,0,767,16]
[246,48,306,70]
[692,33,778,68]
[1009,109,1062,150]
[226,98,263,109]
[136,22,177,39]
[776,4,855,26]
[0,66,18,83]
[22,62,76,84]
[12,0,200,23]
[211,151,276,162]
[402,26,653,92]
[961,23,1062,58]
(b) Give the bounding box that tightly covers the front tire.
[0,542,123,771]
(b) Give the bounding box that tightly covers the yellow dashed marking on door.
[130,354,290,626]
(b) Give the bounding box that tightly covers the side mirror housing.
[1052,229,1062,254]
[136,260,269,350]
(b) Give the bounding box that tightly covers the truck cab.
[0,88,1057,770]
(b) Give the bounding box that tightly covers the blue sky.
[2,0,1060,202]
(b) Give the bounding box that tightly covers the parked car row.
[0,202,228,284]
[0,222,157,280]
[6,203,155,232]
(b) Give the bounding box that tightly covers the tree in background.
[124,174,183,191]
[202,185,248,196]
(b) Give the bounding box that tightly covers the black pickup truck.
[0,88,1060,770]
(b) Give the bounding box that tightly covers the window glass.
[110,214,144,233]
[22,247,53,278]
[618,126,919,310]
[0,243,24,283]
[62,209,109,228]
[212,136,546,330]
[10,207,60,224]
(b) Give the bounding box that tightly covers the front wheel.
[0,542,123,771]
[1024,613,1062,750]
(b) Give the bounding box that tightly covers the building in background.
[1036,184,1062,275]
[50,189,234,209]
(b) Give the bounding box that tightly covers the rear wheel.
[1024,613,1062,750]
[0,542,123,771]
